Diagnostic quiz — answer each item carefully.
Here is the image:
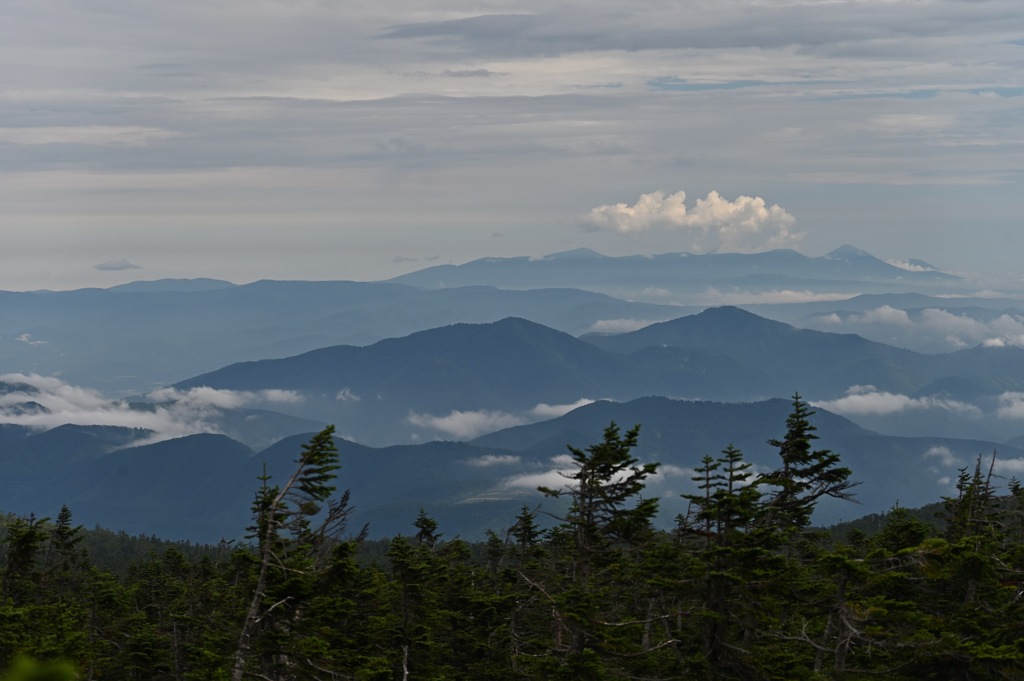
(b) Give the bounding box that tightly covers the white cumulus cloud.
[581,189,801,253]
[854,306,913,326]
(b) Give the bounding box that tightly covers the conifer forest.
[3,397,1023,680]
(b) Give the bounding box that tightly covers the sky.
[1,0,1021,291]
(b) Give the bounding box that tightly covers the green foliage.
[759,394,858,531]
[1,658,75,681]
[4,412,1024,680]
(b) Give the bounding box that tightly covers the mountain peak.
[691,305,784,328]
[539,248,605,261]
[824,244,874,260]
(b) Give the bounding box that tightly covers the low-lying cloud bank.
[922,445,1024,488]
[407,409,526,440]
[814,385,1024,426]
[0,373,303,444]
[581,189,801,253]
[812,385,981,418]
[814,307,1024,350]
[408,399,598,440]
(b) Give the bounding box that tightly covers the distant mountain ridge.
[168,309,1024,446]
[3,397,1021,541]
[0,279,685,395]
[387,246,961,297]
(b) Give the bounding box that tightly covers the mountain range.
[170,308,1024,445]
[5,246,1012,400]
[2,397,1019,542]
[2,245,1024,542]
[0,279,685,395]
[388,246,961,299]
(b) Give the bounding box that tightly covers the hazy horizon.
[2,1,1021,291]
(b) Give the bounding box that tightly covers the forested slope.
[3,401,1023,680]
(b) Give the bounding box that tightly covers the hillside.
[4,397,1022,541]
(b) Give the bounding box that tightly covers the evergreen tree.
[537,423,661,678]
[231,426,364,681]
[759,394,858,531]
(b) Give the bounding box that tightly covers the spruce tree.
[231,426,364,681]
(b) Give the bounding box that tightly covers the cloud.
[94,259,141,271]
[885,259,935,273]
[814,386,981,418]
[465,454,521,467]
[148,386,304,410]
[0,126,176,147]
[441,69,503,78]
[335,388,361,402]
[0,374,302,443]
[16,333,48,346]
[581,190,800,252]
[587,319,657,334]
[996,458,1024,475]
[996,392,1024,420]
[653,464,699,480]
[261,389,306,404]
[922,447,1024,486]
[813,308,1024,350]
[697,289,852,305]
[529,398,595,419]
[502,454,577,491]
[147,386,249,410]
[853,306,913,326]
[926,310,1024,349]
[919,308,991,340]
[407,409,525,439]
[501,452,665,494]
[923,445,959,468]
[2,0,1022,291]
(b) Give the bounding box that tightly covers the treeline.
[2,397,1024,680]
